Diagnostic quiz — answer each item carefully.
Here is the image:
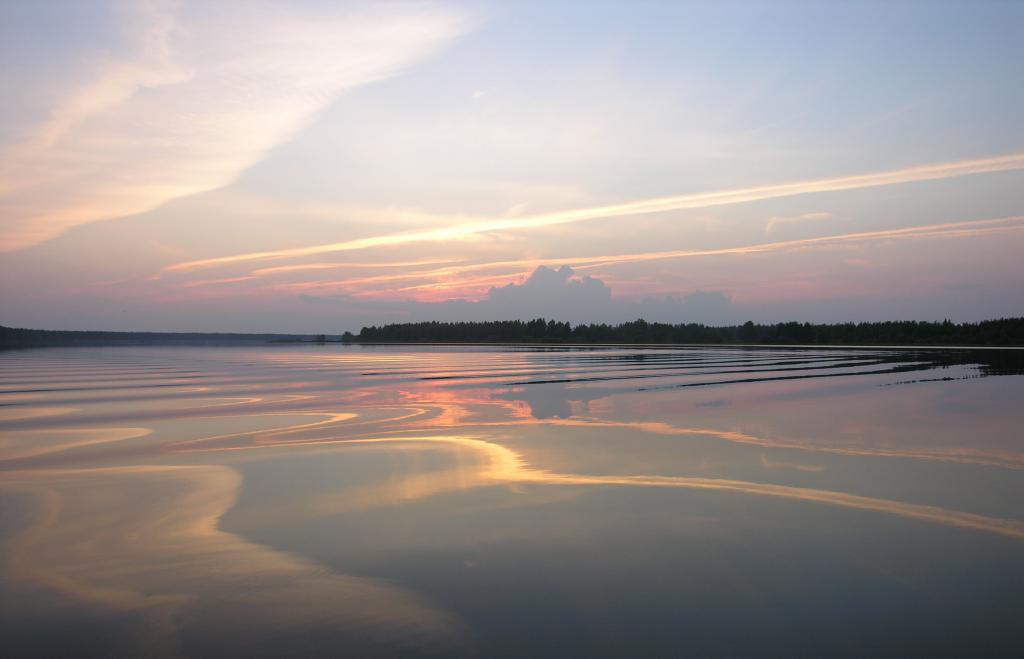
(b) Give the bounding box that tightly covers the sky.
[1,0,1022,333]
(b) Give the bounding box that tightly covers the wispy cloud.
[765,211,832,233]
[164,152,1024,272]
[0,1,472,251]
[186,216,1024,300]
[251,258,465,277]
[566,215,1024,271]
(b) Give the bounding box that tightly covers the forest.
[346,317,1024,346]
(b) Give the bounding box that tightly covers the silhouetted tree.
[337,318,1024,347]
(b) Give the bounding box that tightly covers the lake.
[1,344,1022,657]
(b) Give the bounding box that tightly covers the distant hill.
[0,326,322,350]
[346,318,1024,347]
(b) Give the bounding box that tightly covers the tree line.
[0,326,310,349]
[346,317,1024,346]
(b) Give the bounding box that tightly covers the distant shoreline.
[0,326,314,350]
[4,317,1023,350]
[346,318,1024,348]
[337,340,1024,350]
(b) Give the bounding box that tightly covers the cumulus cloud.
[382,266,737,324]
[0,0,470,251]
[485,265,612,319]
[291,265,736,324]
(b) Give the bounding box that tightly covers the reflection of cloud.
[553,472,1024,539]
[0,1,470,250]
[548,418,1024,471]
[139,396,1024,539]
[496,383,611,419]
[234,433,1024,541]
[165,153,1024,272]
[1,465,467,653]
[0,426,150,461]
[519,390,572,419]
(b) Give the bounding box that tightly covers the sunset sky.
[1,0,1022,332]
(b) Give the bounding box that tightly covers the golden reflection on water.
[0,426,152,460]
[1,345,1023,654]
[1,465,466,655]
[0,406,78,422]
[190,432,1024,541]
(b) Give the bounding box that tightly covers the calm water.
[1,345,1022,657]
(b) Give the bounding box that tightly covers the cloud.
[486,265,612,317]
[765,211,832,233]
[0,1,471,251]
[634,290,735,324]
[252,258,464,277]
[196,215,1024,301]
[292,265,737,325]
[369,266,737,324]
[164,152,1024,272]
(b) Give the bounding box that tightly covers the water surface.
[1,345,1022,657]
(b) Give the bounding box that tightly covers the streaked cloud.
[165,152,1024,272]
[251,258,465,278]
[566,215,1024,272]
[0,1,471,251]
[765,211,833,233]
[1,1,1021,331]
[187,216,1024,301]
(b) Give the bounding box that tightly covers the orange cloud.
[251,258,465,277]
[184,215,1024,301]
[0,4,471,251]
[164,153,1024,272]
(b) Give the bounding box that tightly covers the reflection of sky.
[1,345,1023,655]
